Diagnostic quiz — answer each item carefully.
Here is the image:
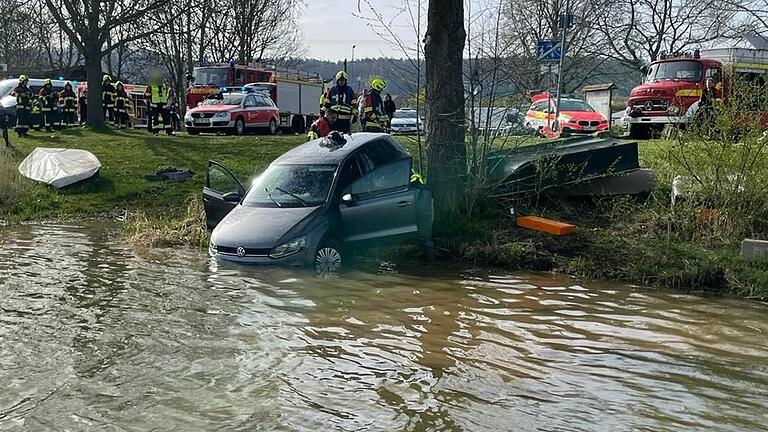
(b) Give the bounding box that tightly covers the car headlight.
[625,106,632,115]
[269,237,306,259]
[209,241,218,254]
[213,111,230,119]
[667,105,680,115]
[184,112,193,120]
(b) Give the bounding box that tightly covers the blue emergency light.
[58,76,64,80]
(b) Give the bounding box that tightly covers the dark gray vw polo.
[203,132,433,274]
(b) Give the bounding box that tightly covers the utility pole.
[553,0,571,131]
[351,45,356,78]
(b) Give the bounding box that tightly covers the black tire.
[268,118,278,135]
[234,117,245,135]
[290,116,305,134]
[314,238,343,276]
[187,128,200,136]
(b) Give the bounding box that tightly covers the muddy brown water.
[1,223,767,431]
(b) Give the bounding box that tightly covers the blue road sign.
[537,40,561,61]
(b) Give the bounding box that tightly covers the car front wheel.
[315,240,343,276]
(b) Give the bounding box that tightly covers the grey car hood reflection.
[212,205,320,248]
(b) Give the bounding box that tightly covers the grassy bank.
[1,129,766,299]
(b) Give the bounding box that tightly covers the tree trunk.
[425,0,467,217]
[85,53,104,129]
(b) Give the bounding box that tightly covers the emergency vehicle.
[187,63,323,133]
[624,42,768,138]
[184,88,280,135]
[525,92,609,135]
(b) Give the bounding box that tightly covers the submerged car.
[203,132,433,274]
[184,90,279,135]
[525,93,609,135]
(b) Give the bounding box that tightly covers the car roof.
[273,132,404,165]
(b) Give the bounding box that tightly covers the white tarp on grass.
[18,148,101,188]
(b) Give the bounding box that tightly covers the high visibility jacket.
[115,88,131,113]
[11,85,33,110]
[324,85,356,120]
[59,89,77,112]
[307,116,332,140]
[103,83,116,107]
[38,87,57,111]
[364,90,387,127]
[145,84,169,105]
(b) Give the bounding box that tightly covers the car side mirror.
[222,191,241,203]
[342,193,355,205]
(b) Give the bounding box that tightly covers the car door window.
[244,96,256,108]
[350,158,411,196]
[357,141,404,173]
[255,96,272,107]
[207,162,244,196]
[338,156,363,196]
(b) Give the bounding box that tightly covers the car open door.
[203,160,246,229]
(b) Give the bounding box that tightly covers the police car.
[184,88,280,135]
[525,93,609,135]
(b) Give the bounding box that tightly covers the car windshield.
[202,94,243,106]
[242,164,337,208]
[647,61,702,82]
[193,68,229,87]
[393,111,417,119]
[559,100,594,112]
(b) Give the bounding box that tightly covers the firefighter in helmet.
[323,71,356,134]
[363,78,388,132]
[38,78,58,132]
[114,81,132,129]
[58,81,77,128]
[102,75,117,126]
[11,75,33,137]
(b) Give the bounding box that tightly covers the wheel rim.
[236,120,244,134]
[315,247,342,275]
[270,120,276,134]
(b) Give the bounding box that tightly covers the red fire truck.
[186,63,324,133]
[624,43,768,138]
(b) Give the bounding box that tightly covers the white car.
[390,108,424,135]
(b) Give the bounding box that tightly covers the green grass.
[1,128,304,222]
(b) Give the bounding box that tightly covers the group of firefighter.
[9,72,178,137]
[308,71,396,140]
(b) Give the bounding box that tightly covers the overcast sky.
[299,0,425,60]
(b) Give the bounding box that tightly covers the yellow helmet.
[371,78,386,92]
[19,74,28,83]
[103,74,111,82]
[43,78,52,85]
[335,71,348,82]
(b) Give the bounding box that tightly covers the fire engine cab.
[186,62,323,133]
[625,39,768,138]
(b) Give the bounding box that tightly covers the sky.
[299,0,425,60]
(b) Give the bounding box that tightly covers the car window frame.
[244,95,257,108]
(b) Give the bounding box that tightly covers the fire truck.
[186,63,324,133]
[624,41,768,139]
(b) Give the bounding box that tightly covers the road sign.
[537,40,561,61]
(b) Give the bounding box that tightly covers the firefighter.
[323,71,356,134]
[307,104,337,140]
[114,81,131,129]
[10,75,33,137]
[38,78,58,132]
[144,72,172,135]
[30,98,42,131]
[58,81,77,128]
[363,78,388,132]
[78,88,88,125]
[102,75,116,126]
[167,88,180,132]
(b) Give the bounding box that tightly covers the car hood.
[190,104,237,113]
[560,111,606,122]
[211,205,321,249]
[391,118,421,125]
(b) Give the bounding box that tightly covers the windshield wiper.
[264,187,282,207]
[275,187,309,206]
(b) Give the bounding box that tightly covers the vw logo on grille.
[643,101,654,111]
[236,247,246,258]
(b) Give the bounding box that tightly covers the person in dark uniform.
[78,88,88,126]
[58,81,77,128]
[10,75,33,137]
[114,81,131,128]
[102,75,116,126]
[383,93,396,127]
[38,78,57,132]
